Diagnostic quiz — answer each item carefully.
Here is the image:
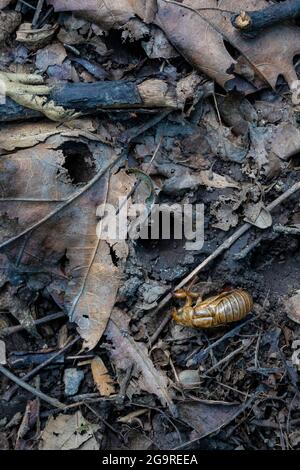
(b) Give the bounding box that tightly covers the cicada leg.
[173,289,199,308]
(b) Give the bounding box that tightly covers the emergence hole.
[59,141,96,184]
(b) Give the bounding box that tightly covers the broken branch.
[0,78,180,123]
[232,0,300,35]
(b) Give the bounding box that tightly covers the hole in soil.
[289,153,300,168]
[134,209,188,280]
[59,141,96,184]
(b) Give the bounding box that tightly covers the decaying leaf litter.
[0,0,300,450]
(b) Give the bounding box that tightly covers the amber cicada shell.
[172,289,253,328]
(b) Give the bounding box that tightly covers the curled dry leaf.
[178,397,254,439]
[39,410,99,450]
[91,356,115,396]
[106,308,176,415]
[211,202,239,232]
[244,202,272,229]
[0,135,135,350]
[163,170,240,194]
[285,291,300,325]
[36,42,67,72]
[65,0,300,90]
[0,119,97,152]
[16,23,59,51]
[155,0,300,90]
[0,10,21,43]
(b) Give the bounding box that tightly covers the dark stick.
[232,0,300,35]
[3,336,81,401]
[0,364,65,409]
[186,317,255,367]
[0,311,66,337]
[0,79,179,123]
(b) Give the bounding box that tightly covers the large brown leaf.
[156,0,300,89]
[70,0,300,89]
[0,133,135,349]
[177,397,254,444]
[106,308,176,415]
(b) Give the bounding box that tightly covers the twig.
[0,364,65,409]
[150,181,300,344]
[273,224,300,235]
[0,311,66,337]
[203,338,253,375]
[3,336,81,401]
[32,0,44,28]
[232,0,300,35]
[186,317,255,367]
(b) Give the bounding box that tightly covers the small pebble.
[64,368,84,396]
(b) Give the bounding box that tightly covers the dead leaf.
[0,137,135,349]
[91,356,115,396]
[0,119,97,152]
[212,204,239,231]
[35,42,67,72]
[48,0,98,10]
[285,291,300,325]
[106,308,176,415]
[178,398,253,439]
[199,170,240,190]
[16,23,59,51]
[39,411,99,450]
[73,0,300,90]
[244,202,272,229]
[142,26,178,59]
[156,0,300,90]
[0,10,21,43]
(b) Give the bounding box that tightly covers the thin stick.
[186,317,254,367]
[3,336,81,401]
[150,181,300,344]
[32,0,44,28]
[0,311,66,337]
[0,364,65,409]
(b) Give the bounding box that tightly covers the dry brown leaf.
[178,398,253,440]
[16,23,59,51]
[244,202,272,229]
[211,201,239,232]
[0,119,97,152]
[39,411,99,450]
[36,42,67,72]
[285,291,300,325]
[199,170,240,190]
[106,308,176,415]
[0,136,135,350]
[156,0,300,89]
[70,0,300,90]
[0,10,21,43]
[91,356,115,396]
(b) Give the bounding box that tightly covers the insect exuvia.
[172,289,253,328]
